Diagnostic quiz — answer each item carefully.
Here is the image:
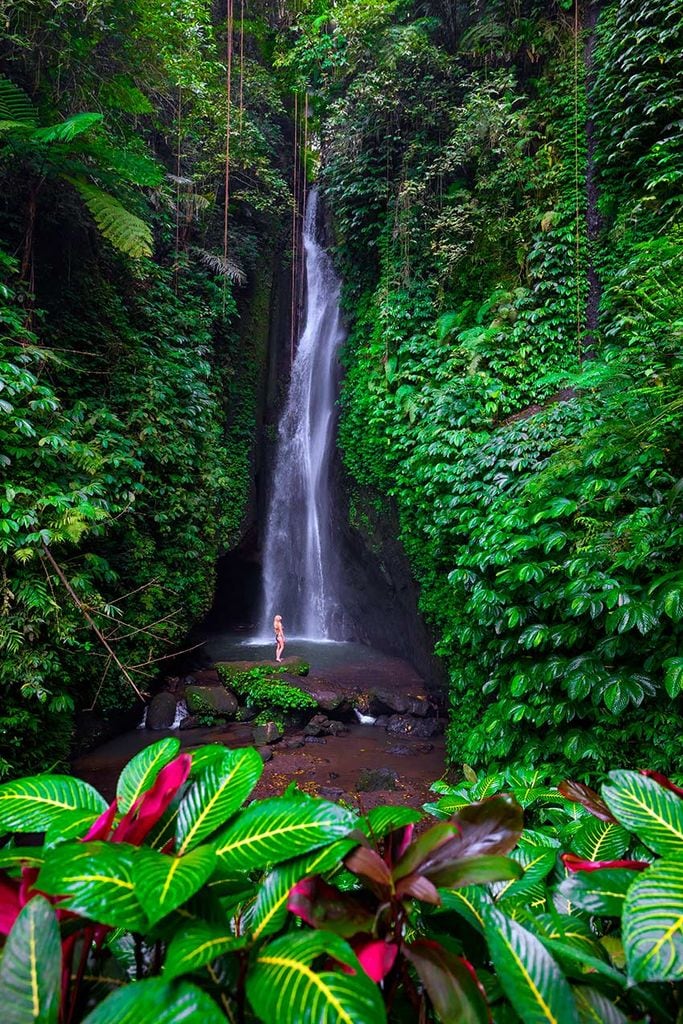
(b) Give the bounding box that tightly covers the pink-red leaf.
[640,770,683,799]
[345,846,393,889]
[352,938,398,982]
[113,754,191,846]
[405,940,489,1024]
[561,853,649,873]
[395,872,441,904]
[558,780,617,822]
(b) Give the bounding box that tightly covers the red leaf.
[640,770,683,798]
[345,846,393,889]
[287,877,375,936]
[113,753,191,845]
[352,938,398,982]
[83,799,118,842]
[561,853,649,873]
[558,780,617,822]
[0,873,22,936]
[405,940,490,1024]
[395,872,441,904]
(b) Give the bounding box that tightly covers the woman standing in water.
[274,614,285,662]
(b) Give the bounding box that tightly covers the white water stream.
[259,190,345,639]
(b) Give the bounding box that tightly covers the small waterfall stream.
[259,189,345,639]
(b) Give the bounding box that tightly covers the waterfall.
[259,189,345,639]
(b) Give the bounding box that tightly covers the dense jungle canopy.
[1,0,682,776]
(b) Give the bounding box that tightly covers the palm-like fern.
[73,180,154,259]
[193,247,246,284]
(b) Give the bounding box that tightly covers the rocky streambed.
[74,640,449,811]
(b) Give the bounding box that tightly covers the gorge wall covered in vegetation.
[1,0,682,781]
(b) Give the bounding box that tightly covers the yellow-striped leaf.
[176,747,262,854]
[574,986,628,1024]
[164,921,247,980]
[602,770,683,856]
[38,841,146,930]
[556,868,641,917]
[484,906,579,1024]
[0,774,107,834]
[623,858,683,982]
[0,895,61,1024]
[134,845,216,925]
[214,796,356,872]
[116,738,180,814]
[571,818,630,862]
[247,932,386,1024]
[81,977,226,1024]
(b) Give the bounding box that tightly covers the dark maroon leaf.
[393,823,459,882]
[345,846,393,889]
[395,872,441,905]
[561,853,649,873]
[640,770,683,798]
[287,877,374,937]
[558,780,617,822]
[428,854,523,889]
[351,938,399,982]
[405,940,489,1024]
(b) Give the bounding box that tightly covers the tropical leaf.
[81,977,226,1024]
[176,747,262,854]
[72,179,153,258]
[164,921,247,980]
[247,931,387,1024]
[429,853,524,889]
[0,774,107,834]
[0,78,36,126]
[117,738,181,814]
[0,848,44,870]
[134,845,216,925]
[33,113,103,144]
[556,868,641,917]
[188,745,230,776]
[359,805,421,839]
[214,796,356,872]
[571,818,630,861]
[494,846,557,904]
[245,840,354,940]
[484,906,579,1024]
[0,896,61,1024]
[405,939,489,1024]
[436,885,493,933]
[38,840,146,930]
[602,770,683,856]
[623,858,683,982]
[574,986,629,1024]
[44,808,100,847]
[194,248,246,284]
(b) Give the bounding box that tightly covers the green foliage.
[218,665,317,713]
[2,746,682,1021]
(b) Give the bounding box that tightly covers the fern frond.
[0,78,36,126]
[71,179,153,259]
[88,143,163,187]
[33,112,103,144]
[193,247,246,284]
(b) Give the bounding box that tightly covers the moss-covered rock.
[185,685,238,717]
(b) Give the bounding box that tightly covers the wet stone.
[258,747,273,763]
[386,715,442,738]
[357,767,399,792]
[146,692,177,731]
[252,722,282,746]
[386,744,412,756]
[304,736,327,745]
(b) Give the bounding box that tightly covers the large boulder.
[357,767,399,792]
[146,692,177,730]
[386,715,442,738]
[252,722,282,745]
[185,685,238,717]
[216,657,309,679]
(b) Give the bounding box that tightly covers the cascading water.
[259,189,345,639]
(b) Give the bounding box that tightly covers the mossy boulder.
[216,657,309,678]
[185,685,238,717]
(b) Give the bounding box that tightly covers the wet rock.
[258,746,273,763]
[406,697,431,718]
[216,657,309,679]
[386,715,442,738]
[185,685,238,717]
[357,767,399,792]
[179,715,203,731]
[304,736,327,745]
[236,706,258,722]
[368,689,410,715]
[304,714,331,737]
[252,722,282,745]
[417,742,434,754]
[386,744,411,756]
[280,736,305,750]
[327,721,348,736]
[374,715,390,729]
[318,786,345,801]
[146,692,177,730]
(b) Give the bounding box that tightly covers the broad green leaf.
[245,840,355,940]
[44,808,99,848]
[188,744,231,776]
[623,858,683,982]
[116,738,180,813]
[494,847,557,904]
[436,885,493,933]
[542,939,627,988]
[602,770,683,856]
[81,977,226,1024]
[0,774,107,834]
[0,896,61,1024]
[176,747,262,854]
[38,841,146,930]
[405,939,488,1024]
[214,797,356,872]
[134,845,216,925]
[574,986,628,1024]
[571,818,629,861]
[663,657,683,698]
[359,805,421,839]
[0,848,44,870]
[164,921,247,980]
[484,906,579,1024]
[429,853,523,889]
[247,931,387,1024]
[556,868,641,917]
